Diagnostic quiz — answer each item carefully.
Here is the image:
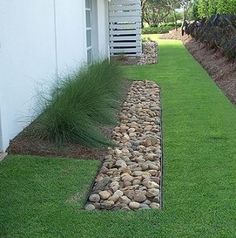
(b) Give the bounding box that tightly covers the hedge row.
[186,15,236,60]
[142,23,182,34]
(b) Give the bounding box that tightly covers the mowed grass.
[0,155,100,238]
[1,38,236,237]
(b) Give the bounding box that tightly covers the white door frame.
[85,0,99,64]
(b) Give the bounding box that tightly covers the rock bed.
[138,41,158,65]
[85,81,162,211]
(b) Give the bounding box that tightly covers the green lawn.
[1,39,236,237]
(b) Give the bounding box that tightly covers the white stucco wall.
[0,0,109,151]
[0,0,57,151]
[55,0,87,75]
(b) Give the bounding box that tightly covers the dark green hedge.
[186,15,236,60]
[142,23,182,34]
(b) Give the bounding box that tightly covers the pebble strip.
[85,81,162,211]
[138,42,159,65]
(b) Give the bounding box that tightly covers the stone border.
[85,81,163,211]
[138,41,158,65]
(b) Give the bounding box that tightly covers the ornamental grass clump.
[34,60,124,147]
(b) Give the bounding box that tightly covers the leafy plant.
[186,15,236,60]
[34,60,124,147]
[196,0,236,18]
[142,24,181,34]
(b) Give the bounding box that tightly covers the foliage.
[164,11,184,22]
[216,0,236,15]
[142,0,194,30]
[192,0,200,19]
[195,0,236,18]
[142,23,182,34]
[34,60,124,147]
[186,14,236,60]
[143,0,172,27]
[162,22,183,27]
[197,0,208,17]
[208,0,217,16]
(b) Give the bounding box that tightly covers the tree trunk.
[173,10,177,30]
[142,10,145,28]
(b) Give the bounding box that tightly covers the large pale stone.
[129,202,140,209]
[109,194,119,203]
[114,190,123,197]
[150,202,160,209]
[100,200,115,209]
[115,160,127,168]
[99,191,111,200]
[85,204,96,211]
[133,191,147,203]
[89,194,100,203]
[146,188,160,198]
[120,196,131,205]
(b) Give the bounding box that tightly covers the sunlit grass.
[1,40,236,237]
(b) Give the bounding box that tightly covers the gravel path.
[85,81,162,211]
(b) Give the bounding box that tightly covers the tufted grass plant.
[34,60,124,147]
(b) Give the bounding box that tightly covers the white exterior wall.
[55,0,87,75]
[0,0,109,151]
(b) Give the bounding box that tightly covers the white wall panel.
[0,0,109,151]
[55,0,87,75]
[0,0,56,150]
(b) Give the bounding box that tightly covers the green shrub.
[142,26,173,34]
[142,23,182,34]
[34,60,124,147]
[223,35,236,60]
[161,22,182,28]
[187,15,236,60]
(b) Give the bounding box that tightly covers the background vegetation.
[187,0,236,60]
[142,23,182,34]
[193,0,236,18]
[141,0,194,34]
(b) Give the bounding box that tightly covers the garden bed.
[8,79,163,211]
[85,80,162,211]
[7,80,132,160]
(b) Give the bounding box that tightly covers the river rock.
[99,191,111,200]
[89,194,100,203]
[85,204,96,211]
[129,202,140,209]
[133,191,147,203]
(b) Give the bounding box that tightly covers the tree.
[141,0,148,28]
[165,0,181,29]
[193,0,236,18]
[197,0,209,18]
[207,0,217,16]
[216,0,236,14]
[192,0,200,19]
[179,0,193,20]
[143,0,172,26]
